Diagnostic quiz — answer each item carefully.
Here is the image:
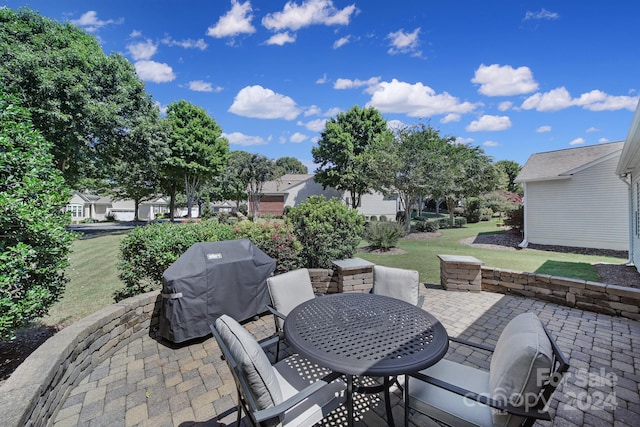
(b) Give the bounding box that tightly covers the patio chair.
[267,268,316,361]
[211,315,346,427]
[404,312,569,427]
[372,265,424,307]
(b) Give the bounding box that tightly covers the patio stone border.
[0,291,161,427]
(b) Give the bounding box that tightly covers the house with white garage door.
[515,141,628,251]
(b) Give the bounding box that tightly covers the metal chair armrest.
[267,305,287,321]
[448,336,495,352]
[409,371,551,421]
[258,335,280,349]
[253,372,344,422]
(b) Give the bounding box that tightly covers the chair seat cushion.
[274,355,346,426]
[489,312,553,427]
[408,359,493,427]
[215,315,282,410]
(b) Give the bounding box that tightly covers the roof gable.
[616,100,640,175]
[516,141,624,182]
[261,174,315,194]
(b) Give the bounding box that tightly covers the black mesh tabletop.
[284,293,449,376]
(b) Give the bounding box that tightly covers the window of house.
[66,204,83,218]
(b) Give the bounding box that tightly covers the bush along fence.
[438,254,640,321]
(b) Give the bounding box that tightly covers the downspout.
[518,182,528,248]
[619,173,633,265]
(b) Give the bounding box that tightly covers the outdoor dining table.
[283,292,449,427]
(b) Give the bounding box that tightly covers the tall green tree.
[204,150,252,210]
[0,8,153,187]
[495,159,523,195]
[312,105,391,208]
[0,88,74,341]
[240,154,276,221]
[274,156,308,177]
[372,124,443,231]
[162,101,229,219]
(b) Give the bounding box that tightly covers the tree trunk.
[169,184,176,221]
[134,198,140,222]
[446,197,456,227]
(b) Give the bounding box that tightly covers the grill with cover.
[159,239,276,343]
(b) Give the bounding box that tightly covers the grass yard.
[39,219,626,328]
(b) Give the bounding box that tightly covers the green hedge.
[233,220,302,274]
[364,221,406,251]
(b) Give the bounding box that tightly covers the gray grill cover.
[159,239,276,343]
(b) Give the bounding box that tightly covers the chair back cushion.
[489,312,553,427]
[373,265,420,305]
[267,268,316,328]
[215,315,283,410]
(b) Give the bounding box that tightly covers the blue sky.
[4,1,640,169]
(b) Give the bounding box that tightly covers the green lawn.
[39,219,626,327]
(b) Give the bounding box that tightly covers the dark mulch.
[0,325,59,384]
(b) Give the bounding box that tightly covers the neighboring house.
[616,100,640,271]
[66,191,169,222]
[255,174,399,219]
[515,141,628,251]
[209,200,236,213]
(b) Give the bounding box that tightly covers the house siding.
[259,195,286,215]
[525,155,629,251]
[633,173,640,267]
[349,193,398,219]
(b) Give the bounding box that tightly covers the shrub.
[115,220,235,301]
[286,196,365,268]
[464,197,482,223]
[233,220,302,274]
[454,217,467,227]
[369,215,377,221]
[504,206,524,234]
[379,215,388,222]
[364,221,406,251]
[480,207,493,221]
[0,91,75,340]
[414,220,439,232]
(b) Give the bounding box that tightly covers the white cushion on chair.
[267,268,316,329]
[489,312,553,427]
[215,315,283,410]
[373,265,419,305]
[274,354,346,426]
[408,359,493,427]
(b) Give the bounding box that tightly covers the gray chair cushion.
[373,265,419,305]
[215,315,283,410]
[489,312,553,427]
[273,354,346,426]
[267,268,316,329]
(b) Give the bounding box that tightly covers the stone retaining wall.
[0,291,161,427]
[481,266,640,320]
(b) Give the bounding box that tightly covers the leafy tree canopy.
[0,8,154,187]
[274,156,308,177]
[495,159,523,195]
[312,105,391,208]
[0,87,74,341]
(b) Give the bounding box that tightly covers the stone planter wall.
[481,266,640,320]
[0,291,161,427]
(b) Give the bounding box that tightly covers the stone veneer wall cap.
[437,254,484,265]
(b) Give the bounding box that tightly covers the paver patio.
[53,287,640,427]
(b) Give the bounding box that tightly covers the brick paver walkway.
[53,288,640,426]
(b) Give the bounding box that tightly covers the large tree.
[0,88,74,341]
[162,101,229,219]
[312,105,391,208]
[205,150,252,211]
[0,8,154,187]
[495,159,523,195]
[240,154,277,221]
[274,156,308,177]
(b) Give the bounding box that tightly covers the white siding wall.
[284,180,342,207]
[525,156,629,251]
[632,173,640,268]
[353,193,398,219]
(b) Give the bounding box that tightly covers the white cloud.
[224,132,269,146]
[134,60,175,83]
[162,36,208,50]
[333,36,350,49]
[524,9,559,21]
[188,80,222,92]
[262,0,357,32]
[229,85,301,119]
[71,11,122,32]
[498,101,513,111]
[386,28,421,56]
[455,137,474,145]
[569,137,585,146]
[304,105,322,116]
[483,141,500,147]
[265,32,296,45]
[472,64,538,96]
[316,73,329,84]
[207,0,255,38]
[290,132,308,143]
[130,30,142,38]
[466,115,512,132]
[521,87,639,112]
[536,125,552,133]
[127,39,157,61]
[366,79,478,117]
[298,118,327,132]
[586,127,599,133]
[598,137,610,143]
[324,107,342,117]
[440,114,460,124]
[334,76,380,90]
[387,119,405,131]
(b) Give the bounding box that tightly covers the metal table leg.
[347,375,354,427]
